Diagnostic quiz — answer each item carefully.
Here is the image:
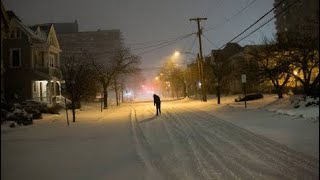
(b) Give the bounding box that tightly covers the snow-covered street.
[1,96,319,180]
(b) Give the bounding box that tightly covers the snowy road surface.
[1,98,319,180]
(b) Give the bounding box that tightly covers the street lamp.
[175,51,205,101]
[173,50,180,57]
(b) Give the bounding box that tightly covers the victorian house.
[1,1,10,101]
[3,11,62,103]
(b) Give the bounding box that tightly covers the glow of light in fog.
[174,50,180,57]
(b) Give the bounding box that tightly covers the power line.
[127,32,196,47]
[204,0,258,32]
[136,33,194,55]
[203,34,218,48]
[235,0,300,44]
[131,33,196,51]
[60,33,195,57]
[186,36,197,53]
[217,0,288,49]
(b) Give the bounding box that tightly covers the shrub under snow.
[6,103,33,125]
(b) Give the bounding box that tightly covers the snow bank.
[210,94,319,121]
[264,96,319,121]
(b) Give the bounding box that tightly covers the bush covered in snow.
[21,100,47,118]
[1,109,9,123]
[291,96,319,108]
[6,103,33,125]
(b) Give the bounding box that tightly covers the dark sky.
[3,0,276,79]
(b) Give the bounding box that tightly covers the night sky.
[3,0,276,79]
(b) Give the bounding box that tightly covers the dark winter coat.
[153,94,161,106]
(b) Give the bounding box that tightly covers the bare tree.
[247,38,293,99]
[88,46,141,108]
[208,56,233,104]
[160,60,185,98]
[286,32,319,96]
[60,56,98,122]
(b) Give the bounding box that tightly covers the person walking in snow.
[153,94,161,116]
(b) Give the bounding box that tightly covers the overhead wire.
[131,32,196,51]
[204,0,258,32]
[216,0,289,50]
[136,33,194,55]
[235,0,300,44]
[186,36,197,54]
[202,34,218,48]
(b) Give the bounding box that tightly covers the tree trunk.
[121,85,124,102]
[71,94,76,122]
[276,87,284,99]
[217,84,221,104]
[183,83,187,98]
[301,82,312,96]
[114,78,119,106]
[103,83,108,108]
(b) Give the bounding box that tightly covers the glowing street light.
[155,76,159,80]
[173,50,180,57]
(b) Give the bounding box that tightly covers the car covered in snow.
[235,93,263,102]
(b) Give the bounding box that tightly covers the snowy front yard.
[1,95,319,180]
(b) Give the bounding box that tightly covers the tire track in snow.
[129,106,179,180]
[170,108,290,180]
[166,110,252,180]
[174,105,319,179]
[168,118,218,179]
[143,105,220,179]
[184,107,319,173]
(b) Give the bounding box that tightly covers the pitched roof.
[29,23,53,40]
[6,10,21,21]
[7,11,46,42]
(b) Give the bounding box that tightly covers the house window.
[33,82,37,93]
[49,37,54,45]
[9,29,21,39]
[49,54,55,67]
[10,48,21,68]
[34,51,45,67]
[16,29,21,38]
[40,52,45,67]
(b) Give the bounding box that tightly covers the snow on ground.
[188,94,319,158]
[1,94,319,180]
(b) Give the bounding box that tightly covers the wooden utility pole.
[190,17,207,102]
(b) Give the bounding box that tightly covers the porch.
[32,80,62,104]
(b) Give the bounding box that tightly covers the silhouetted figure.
[153,94,161,116]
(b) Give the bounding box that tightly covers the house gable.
[47,25,60,50]
[9,19,45,43]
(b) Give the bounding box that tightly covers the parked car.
[235,93,263,102]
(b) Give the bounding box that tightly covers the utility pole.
[190,17,207,102]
